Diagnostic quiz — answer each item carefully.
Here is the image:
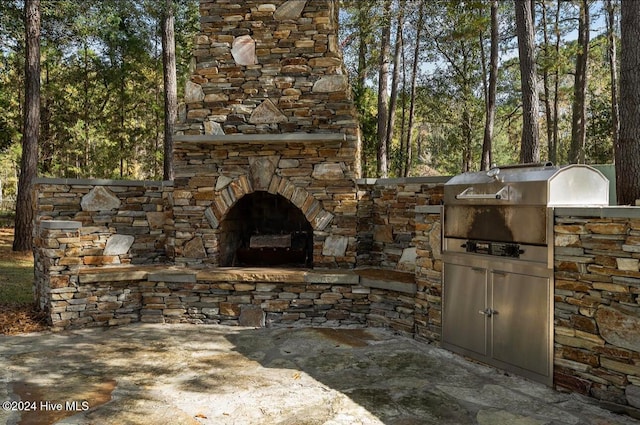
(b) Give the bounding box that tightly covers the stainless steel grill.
[442,163,609,385]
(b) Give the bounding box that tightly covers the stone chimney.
[178,0,359,142]
[171,0,362,269]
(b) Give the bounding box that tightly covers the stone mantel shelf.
[174,133,346,145]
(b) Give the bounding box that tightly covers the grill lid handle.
[487,167,502,182]
[455,186,510,200]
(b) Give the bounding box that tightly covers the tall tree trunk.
[405,2,424,177]
[616,0,640,204]
[40,59,51,175]
[84,42,91,177]
[514,0,540,163]
[119,75,125,178]
[607,0,620,156]
[552,0,561,163]
[356,3,369,177]
[481,0,499,171]
[356,7,368,91]
[13,0,40,252]
[462,104,473,172]
[399,45,408,177]
[377,0,392,178]
[387,0,404,174]
[162,0,177,181]
[541,0,555,164]
[569,0,590,164]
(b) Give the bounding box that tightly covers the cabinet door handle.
[478,308,498,317]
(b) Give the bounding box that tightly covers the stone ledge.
[75,265,413,290]
[554,206,640,219]
[174,133,345,145]
[196,267,308,283]
[356,176,451,186]
[416,205,443,214]
[355,268,417,294]
[38,220,82,230]
[78,265,169,283]
[34,177,173,187]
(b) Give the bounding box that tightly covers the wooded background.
[2,0,640,250]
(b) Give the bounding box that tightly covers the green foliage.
[0,0,200,190]
[354,86,379,178]
[0,0,625,182]
[343,1,621,175]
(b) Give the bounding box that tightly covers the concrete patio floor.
[1,323,638,425]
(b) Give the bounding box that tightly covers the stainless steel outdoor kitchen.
[442,163,610,385]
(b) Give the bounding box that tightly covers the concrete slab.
[0,324,638,425]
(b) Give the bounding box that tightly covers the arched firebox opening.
[219,191,314,267]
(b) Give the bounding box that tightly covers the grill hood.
[444,163,609,245]
[444,163,609,206]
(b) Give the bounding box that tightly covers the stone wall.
[33,220,153,329]
[553,208,640,416]
[34,178,172,265]
[413,206,443,343]
[31,177,446,332]
[141,269,368,327]
[356,178,446,271]
[32,178,171,327]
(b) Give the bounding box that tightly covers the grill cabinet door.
[443,263,488,356]
[491,271,550,376]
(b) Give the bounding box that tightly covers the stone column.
[33,220,82,327]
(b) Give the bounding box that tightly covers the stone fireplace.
[28,0,640,414]
[172,0,361,268]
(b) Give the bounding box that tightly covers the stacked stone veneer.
[32,177,445,332]
[413,206,444,343]
[171,0,362,267]
[553,209,640,416]
[33,179,172,328]
[171,135,359,268]
[141,269,369,327]
[178,0,357,138]
[33,179,171,265]
[31,179,640,415]
[356,178,445,270]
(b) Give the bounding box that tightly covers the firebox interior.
[219,191,313,267]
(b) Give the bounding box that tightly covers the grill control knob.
[501,243,522,258]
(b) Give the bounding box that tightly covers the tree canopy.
[0,0,635,202]
[0,0,199,188]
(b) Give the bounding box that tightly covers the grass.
[0,224,47,334]
[0,210,15,228]
[0,227,35,305]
